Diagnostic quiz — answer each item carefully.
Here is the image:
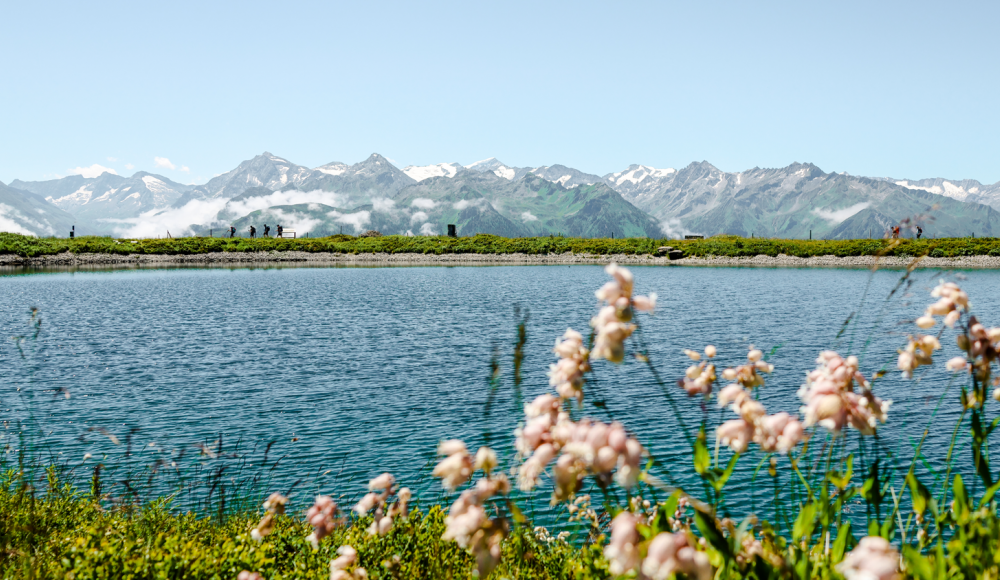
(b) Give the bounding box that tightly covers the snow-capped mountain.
[314,161,349,176]
[464,159,601,188]
[402,162,463,182]
[528,165,603,188]
[195,152,315,198]
[888,177,1000,209]
[5,150,1000,240]
[298,153,416,196]
[10,171,194,223]
[463,158,532,181]
[602,165,677,203]
[611,161,1000,239]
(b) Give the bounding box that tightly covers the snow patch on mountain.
[895,180,976,201]
[141,176,170,192]
[465,158,518,180]
[402,162,460,182]
[314,162,348,176]
[53,186,94,204]
[608,165,676,187]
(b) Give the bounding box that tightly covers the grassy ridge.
[2,232,1000,259]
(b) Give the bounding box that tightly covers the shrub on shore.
[3,231,1000,259]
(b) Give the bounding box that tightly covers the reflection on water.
[0,264,990,523]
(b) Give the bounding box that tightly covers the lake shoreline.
[4,250,1000,269]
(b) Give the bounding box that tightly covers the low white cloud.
[107,157,118,162]
[411,198,437,210]
[0,203,54,236]
[258,208,323,235]
[125,163,134,170]
[419,222,438,235]
[410,211,429,224]
[223,189,351,218]
[69,164,117,178]
[154,157,176,170]
[372,197,396,212]
[658,218,692,238]
[326,210,371,233]
[453,198,486,211]
[521,211,538,222]
[102,198,230,238]
[180,166,191,173]
[811,202,870,224]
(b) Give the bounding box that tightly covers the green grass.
[2,232,1000,260]
[0,474,599,580]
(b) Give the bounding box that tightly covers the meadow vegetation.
[4,260,1000,579]
[2,232,1000,259]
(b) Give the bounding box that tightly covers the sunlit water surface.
[1,264,994,525]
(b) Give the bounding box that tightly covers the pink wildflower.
[549,329,591,402]
[329,545,367,580]
[800,351,890,435]
[305,495,343,548]
[641,531,712,580]
[837,536,901,580]
[604,512,641,575]
[433,440,474,490]
[590,264,654,363]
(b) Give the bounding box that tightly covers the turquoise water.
[0,264,990,522]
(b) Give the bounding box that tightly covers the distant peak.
[465,157,508,171]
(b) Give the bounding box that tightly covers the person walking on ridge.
[263,224,270,238]
[277,225,283,238]
[249,225,256,239]
[917,225,923,239]
[229,226,236,238]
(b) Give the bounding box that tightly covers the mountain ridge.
[5,152,1000,239]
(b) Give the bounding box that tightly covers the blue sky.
[1,0,997,185]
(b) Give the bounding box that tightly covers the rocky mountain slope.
[0,181,79,237]
[11,171,195,228]
[610,161,1000,238]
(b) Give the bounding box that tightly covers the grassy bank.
[0,479,589,579]
[2,232,999,259]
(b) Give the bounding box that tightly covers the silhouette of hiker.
[277,225,283,238]
[249,225,256,239]
[229,226,236,238]
[892,226,900,239]
[917,226,923,240]
[263,224,270,237]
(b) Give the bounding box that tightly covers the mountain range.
[4,152,999,240]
